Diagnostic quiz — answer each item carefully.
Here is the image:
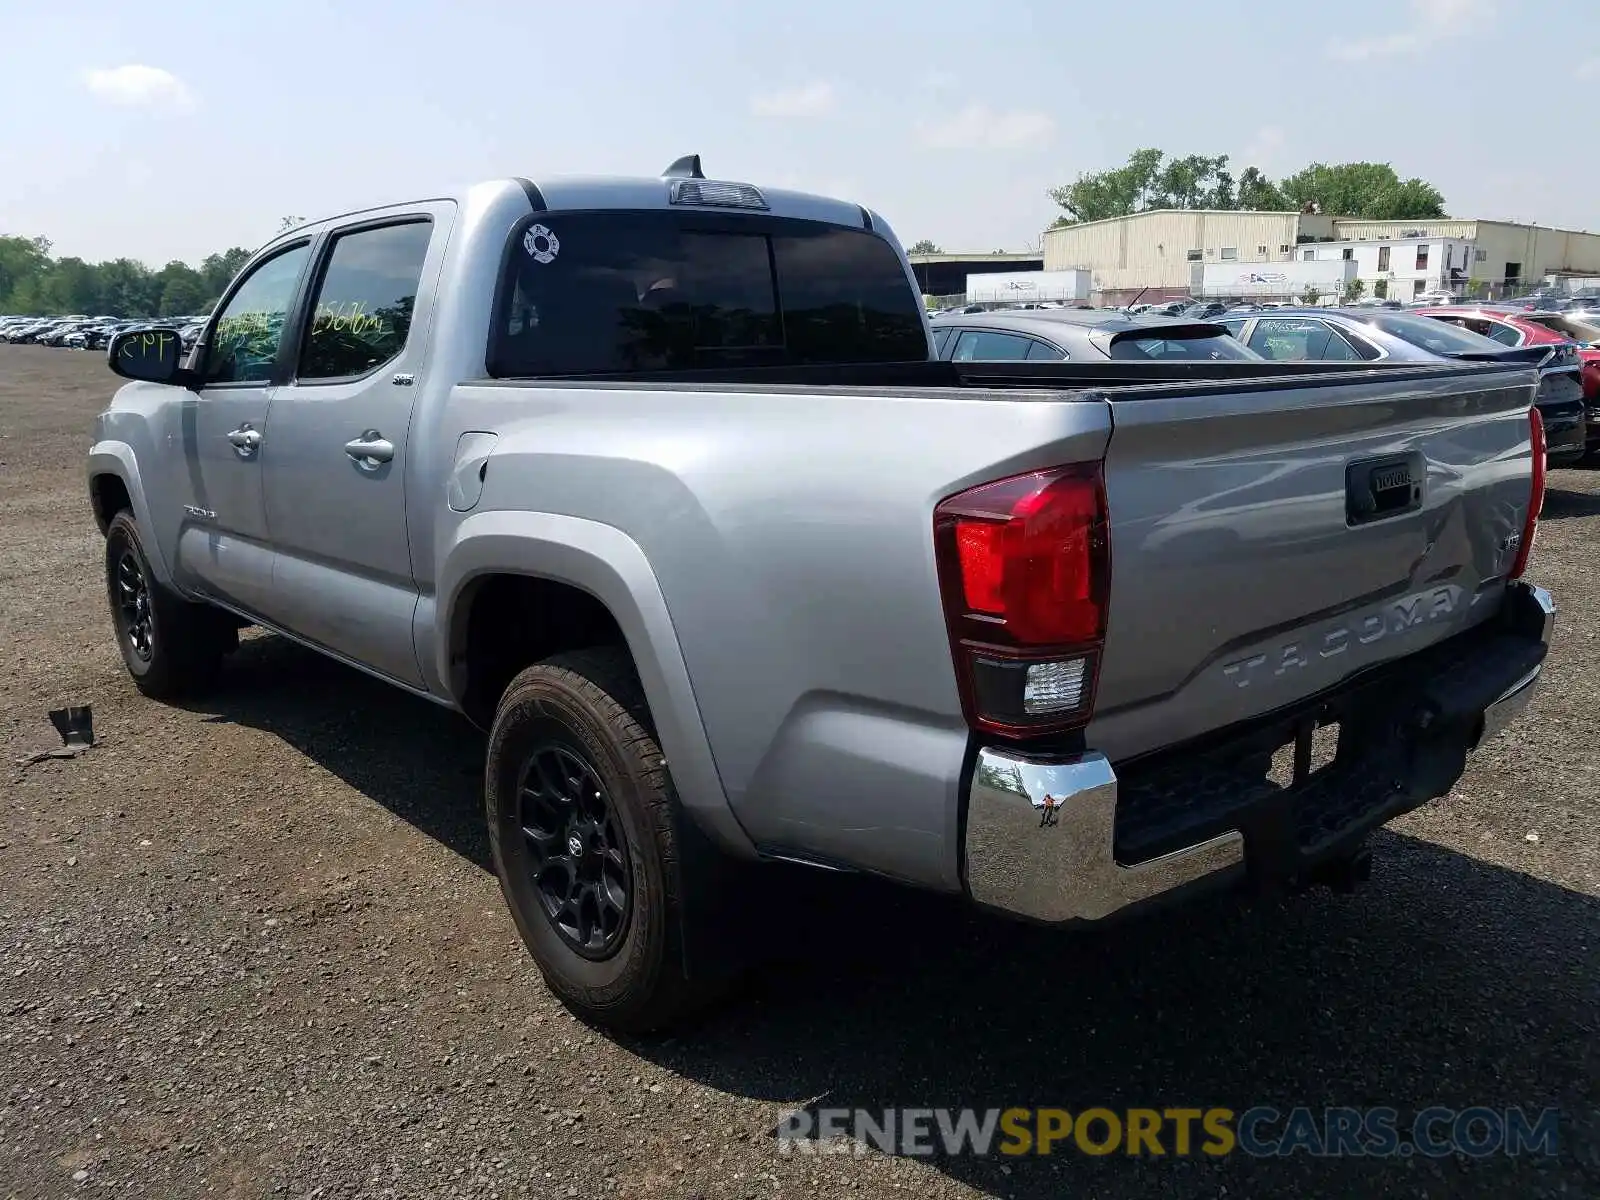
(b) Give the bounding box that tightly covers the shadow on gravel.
[188,631,1600,1199]
[186,632,491,869]
[1541,487,1600,521]
[645,847,1600,1198]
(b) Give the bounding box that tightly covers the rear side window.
[490,212,927,375]
[1027,338,1066,360]
[299,221,432,381]
[952,330,1036,361]
[1366,313,1505,355]
[1246,318,1362,362]
[1108,332,1255,360]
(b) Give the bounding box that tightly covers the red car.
[1414,306,1597,460]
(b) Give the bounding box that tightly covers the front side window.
[203,243,310,385]
[299,221,432,381]
[490,212,927,375]
[951,330,1036,361]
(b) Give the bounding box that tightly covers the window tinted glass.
[931,326,955,356]
[1026,338,1066,360]
[490,213,927,376]
[1108,332,1254,360]
[770,229,927,362]
[203,244,310,384]
[1247,318,1360,361]
[1485,322,1522,346]
[1364,313,1506,354]
[299,222,432,381]
[952,330,1036,361]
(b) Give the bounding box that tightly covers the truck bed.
[449,356,1539,887]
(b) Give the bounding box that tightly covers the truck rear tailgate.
[1088,364,1539,763]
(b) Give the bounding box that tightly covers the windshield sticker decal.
[523,225,559,264]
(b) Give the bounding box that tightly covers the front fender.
[435,509,755,858]
[87,442,177,588]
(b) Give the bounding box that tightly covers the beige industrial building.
[1041,209,1600,305]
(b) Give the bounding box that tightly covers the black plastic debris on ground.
[13,705,99,776]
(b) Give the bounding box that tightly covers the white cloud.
[915,105,1055,151]
[749,81,836,118]
[80,65,195,111]
[1241,125,1286,170]
[1329,0,1496,61]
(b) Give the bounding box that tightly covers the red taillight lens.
[934,464,1110,737]
[1509,406,1544,581]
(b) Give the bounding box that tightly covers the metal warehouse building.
[906,251,1043,299]
[1041,210,1600,304]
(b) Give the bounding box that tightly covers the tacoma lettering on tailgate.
[1220,585,1462,689]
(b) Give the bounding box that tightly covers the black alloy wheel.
[113,548,155,663]
[518,742,633,959]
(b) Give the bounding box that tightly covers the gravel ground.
[1,344,1596,1199]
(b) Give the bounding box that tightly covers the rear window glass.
[1360,313,1505,355]
[489,212,928,375]
[1107,332,1255,360]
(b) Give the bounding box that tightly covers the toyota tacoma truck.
[89,158,1555,1031]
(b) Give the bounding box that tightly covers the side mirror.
[108,328,187,384]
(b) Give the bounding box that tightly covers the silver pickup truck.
[90,159,1555,1031]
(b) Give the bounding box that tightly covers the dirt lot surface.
[1,344,1596,1199]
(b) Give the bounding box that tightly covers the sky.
[2,0,1597,267]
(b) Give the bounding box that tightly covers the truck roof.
[256,165,887,258]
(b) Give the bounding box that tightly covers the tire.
[485,647,715,1032]
[104,510,235,700]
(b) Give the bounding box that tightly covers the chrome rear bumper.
[964,751,1245,923]
[963,582,1556,925]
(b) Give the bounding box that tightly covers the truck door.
[260,206,451,687]
[173,240,313,614]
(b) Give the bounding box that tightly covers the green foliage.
[1301,286,1323,307]
[907,239,943,255]
[1050,151,1446,225]
[1278,162,1445,220]
[0,234,253,318]
[1343,277,1367,302]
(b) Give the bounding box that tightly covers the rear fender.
[435,509,754,858]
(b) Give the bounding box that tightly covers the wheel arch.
[87,445,176,586]
[436,510,754,858]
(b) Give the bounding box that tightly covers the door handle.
[227,424,262,457]
[344,430,395,470]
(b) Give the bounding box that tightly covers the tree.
[278,216,306,232]
[1236,167,1286,211]
[155,261,207,316]
[1049,151,1448,225]
[1049,147,1166,225]
[1301,286,1323,307]
[906,239,942,255]
[1343,277,1366,303]
[0,235,54,310]
[1278,162,1445,220]
[199,248,252,299]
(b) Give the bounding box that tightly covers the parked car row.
[929,300,1600,463]
[0,314,207,353]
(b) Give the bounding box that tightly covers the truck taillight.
[1509,406,1545,581]
[933,464,1110,737]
